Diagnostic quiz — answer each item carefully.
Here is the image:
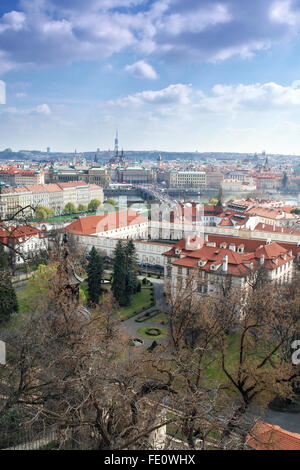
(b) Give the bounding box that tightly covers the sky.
[2,1,300,153]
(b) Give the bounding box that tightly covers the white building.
[0,225,48,265]
[163,236,295,298]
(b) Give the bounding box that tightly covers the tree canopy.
[87,246,103,305]
[0,243,18,325]
[35,206,55,221]
[88,199,102,212]
[63,202,77,215]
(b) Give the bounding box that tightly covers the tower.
[114,130,119,156]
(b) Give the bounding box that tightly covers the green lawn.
[117,288,153,321]
[136,326,168,340]
[32,211,97,224]
[143,311,169,325]
[17,288,33,314]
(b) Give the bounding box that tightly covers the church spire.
[114,130,119,156]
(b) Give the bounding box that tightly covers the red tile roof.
[206,234,300,257]
[255,222,300,236]
[218,218,234,227]
[57,181,89,188]
[247,206,296,219]
[64,210,148,235]
[163,237,294,277]
[0,225,43,244]
[247,420,300,450]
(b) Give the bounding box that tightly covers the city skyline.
[2,1,300,153]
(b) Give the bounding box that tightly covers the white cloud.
[1,103,51,115]
[0,0,300,74]
[36,103,51,115]
[271,0,300,26]
[109,83,192,107]
[125,60,158,79]
[206,82,300,110]
[0,11,27,34]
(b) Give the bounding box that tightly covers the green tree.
[106,198,117,207]
[125,240,138,296]
[17,264,57,313]
[112,241,129,306]
[217,186,224,204]
[88,199,102,212]
[78,204,87,212]
[0,243,18,324]
[63,202,77,215]
[282,172,289,189]
[86,247,103,305]
[35,206,54,221]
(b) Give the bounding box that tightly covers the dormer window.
[175,248,182,255]
[198,259,206,267]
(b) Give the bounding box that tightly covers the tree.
[0,243,18,325]
[35,206,54,221]
[282,172,289,189]
[112,241,139,307]
[125,240,138,297]
[87,247,103,305]
[291,208,300,215]
[0,270,176,450]
[88,199,102,212]
[78,204,87,213]
[63,202,77,215]
[217,187,224,204]
[17,263,57,313]
[106,198,117,207]
[163,275,300,448]
[112,241,129,306]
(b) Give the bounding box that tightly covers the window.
[198,284,208,294]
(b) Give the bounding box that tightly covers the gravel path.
[120,277,169,349]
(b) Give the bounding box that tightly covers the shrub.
[148,340,158,352]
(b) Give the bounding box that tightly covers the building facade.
[165,171,206,188]
[163,236,294,298]
[0,182,104,218]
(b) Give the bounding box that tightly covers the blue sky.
[2,0,300,153]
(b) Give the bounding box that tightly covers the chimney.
[222,255,228,272]
[289,249,292,257]
[266,238,271,245]
[260,254,265,265]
